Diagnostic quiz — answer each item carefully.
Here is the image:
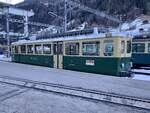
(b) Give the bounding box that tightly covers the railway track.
[133,71,150,76]
[0,74,150,110]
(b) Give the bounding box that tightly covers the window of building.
[27,45,34,54]
[65,43,79,55]
[82,42,100,56]
[20,45,26,54]
[35,44,42,54]
[104,42,114,56]
[43,44,51,54]
[132,43,145,53]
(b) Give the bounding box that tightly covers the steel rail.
[0,74,149,110]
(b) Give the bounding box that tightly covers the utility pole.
[24,16,29,37]
[6,6,10,58]
[64,0,67,32]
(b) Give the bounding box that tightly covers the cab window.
[35,44,42,54]
[43,44,51,54]
[82,42,100,56]
[65,43,79,55]
[127,41,131,53]
[121,41,125,54]
[27,45,34,54]
[20,45,26,54]
[104,41,114,56]
[132,43,145,53]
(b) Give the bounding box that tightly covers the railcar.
[132,34,150,68]
[11,30,132,77]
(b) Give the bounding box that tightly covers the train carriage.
[11,31,132,77]
[132,34,150,68]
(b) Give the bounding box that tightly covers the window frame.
[127,40,132,54]
[103,40,114,56]
[14,46,19,54]
[43,44,51,55]
[82,41,100,56]
[65,42,79,55]
[35,44,42,54]
[121,40,125,54]
[27,45,34,54]
[20,45,26,54]
[132,43,145,53]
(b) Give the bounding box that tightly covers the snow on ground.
[0,55,11,62]
[0,61,150,99]
[0,55,5,62]
[132,69,150,81]
[0,83,149,113]
[133,69,150,74]
[133,74,150,81]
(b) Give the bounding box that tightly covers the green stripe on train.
[63,56,131,76]
[12,54,130,76]
[12,54,53,67]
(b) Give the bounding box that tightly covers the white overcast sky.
[0,0,24,4]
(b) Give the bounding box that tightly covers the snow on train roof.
[12,31,130,45]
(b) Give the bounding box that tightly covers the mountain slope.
[15,0,150,30]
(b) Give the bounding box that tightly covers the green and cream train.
[11,30,132,77]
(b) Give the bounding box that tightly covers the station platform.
[0,61,150,100]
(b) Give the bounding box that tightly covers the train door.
[53,42,63,69]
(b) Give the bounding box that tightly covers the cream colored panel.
[59,55,63,69]
[53,55,57,68]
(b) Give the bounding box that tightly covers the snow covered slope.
[121,15,150,36]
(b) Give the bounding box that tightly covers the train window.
[11,46,15,53]
[65,43,79,55]
[20,45,26,54]
[53,44,57,54]
[82,42,100,56]
[121,41,125,54]
[14,46,18,54]
[43,44,51,54]
[148,43,150,53]
[58,44,63,54]
[35,45,42,54]
[132,44,136,53]
[104,42,114,56]
[132,43,145,53]
[127,41,131,53]
[27,45,34,54]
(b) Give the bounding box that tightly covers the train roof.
[12,29,130,45]
[134,34,150,39]
[133,32,150,42]
[36,28,108,40]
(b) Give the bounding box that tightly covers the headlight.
[130,62,133,67]
[121,63,125,69]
